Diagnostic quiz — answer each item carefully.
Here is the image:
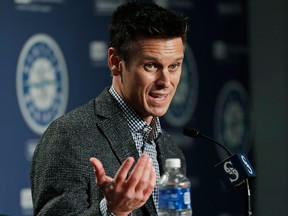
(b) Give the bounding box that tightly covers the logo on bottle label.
[158,188,192,210]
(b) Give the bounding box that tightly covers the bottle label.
[158,188,192,210]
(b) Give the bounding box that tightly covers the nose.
[156,69,170,88]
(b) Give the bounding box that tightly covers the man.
[30,1,188,215]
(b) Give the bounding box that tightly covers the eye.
[168,63,180,72]
[144,63,158,72]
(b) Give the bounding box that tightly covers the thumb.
[90,157,113,185]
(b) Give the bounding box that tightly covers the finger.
[90,157,112,185]
[126,153,150,189]
[135,157,153,192]
[114,157,135,184]
[143,165,157,198]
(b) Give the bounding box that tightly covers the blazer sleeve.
[30,118,103,216]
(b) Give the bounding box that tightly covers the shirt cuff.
[100,198,116,216]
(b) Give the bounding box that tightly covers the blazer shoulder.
[46,87,124,133]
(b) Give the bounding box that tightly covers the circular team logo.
[164,44,199,127]
[214,81,252,157]
[16,34,69,135]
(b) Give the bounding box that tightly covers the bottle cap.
[165,158,181,168]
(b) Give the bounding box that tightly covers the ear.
[108,47,121,76]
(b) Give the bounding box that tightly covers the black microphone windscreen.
[183,128,200,138]
[215,153,257,188]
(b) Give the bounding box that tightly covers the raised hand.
[90,153,156,216]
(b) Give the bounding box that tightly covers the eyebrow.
[141,55,184,62]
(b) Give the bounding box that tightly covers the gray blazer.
[30,88,186,216]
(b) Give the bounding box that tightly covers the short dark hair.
[108,1,188,63]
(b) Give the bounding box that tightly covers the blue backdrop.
[0,0,253,215]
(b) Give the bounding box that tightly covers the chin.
[152,109,169,117]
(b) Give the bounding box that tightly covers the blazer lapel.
[94,88,158,215]
[93,88,140,164]
[156,133,167,175]
[99,118,140,164]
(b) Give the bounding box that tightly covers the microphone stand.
[204,133,253,216]
[245,179,252,216]
[184,128,254,216]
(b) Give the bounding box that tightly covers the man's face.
[113,37,184,123]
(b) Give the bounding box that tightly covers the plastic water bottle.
[158,158,192,216]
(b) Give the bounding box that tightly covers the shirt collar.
[109,86,162,141]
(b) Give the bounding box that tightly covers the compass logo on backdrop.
[214,81,252,158]
[164,44,198,127]
[17,34,68,135]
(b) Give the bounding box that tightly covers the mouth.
[148,92,169,103]
[149,93,166,98]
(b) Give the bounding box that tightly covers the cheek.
[172,74,181,86]
[126,76,147,98]
[136,74,155,90]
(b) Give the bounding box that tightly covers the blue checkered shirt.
[99,86,161,215]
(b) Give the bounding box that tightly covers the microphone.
[183,127,256,188]
[183,128,233,157]
[183,127,256,216]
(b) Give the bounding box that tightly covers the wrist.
[100,198,131,216]
[107,207,131,216]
